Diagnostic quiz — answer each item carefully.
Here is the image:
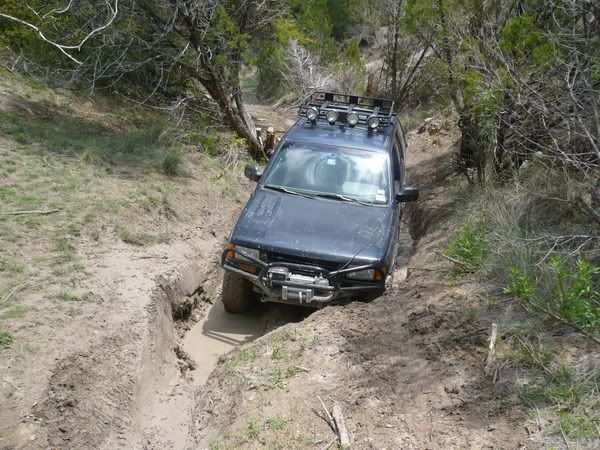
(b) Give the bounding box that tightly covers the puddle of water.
[183,301,265,386]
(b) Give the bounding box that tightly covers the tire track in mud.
[134,255,309,449]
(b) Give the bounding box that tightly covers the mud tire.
[221,270,256,313]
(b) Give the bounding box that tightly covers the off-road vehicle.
[220,92,418,312]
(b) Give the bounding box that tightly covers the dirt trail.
[189,120,531,448]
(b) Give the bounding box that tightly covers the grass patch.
[262,365,303,390]
[0,303,32,319]
[225,345,262,374]
[118,226,169,246]
[0,109,173,169]
[162,150,185,176]
[299,335,321,352]
[0,330,14,349]
[265,416,291,430]
[0,256,24,275]
[52,291,79,302]
[519,365,599,439]
[247,420,261,440]
[208,435,230,450]
[271,344,287,360]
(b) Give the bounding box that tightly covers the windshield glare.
[263,142,390,204]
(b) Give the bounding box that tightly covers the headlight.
[346,266,386,281]
[326,110,338,124]
[226,244,260,262]
[367,115,380,129]
[235,246,260,262]
[347,268,375,280]
[306,107,318,122]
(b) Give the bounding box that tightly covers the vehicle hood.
[230,187,394,264]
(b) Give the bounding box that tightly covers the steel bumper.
[221,250,385,306]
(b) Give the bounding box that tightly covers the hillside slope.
[0,72,249,448]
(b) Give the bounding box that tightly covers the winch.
[266,266,330,303]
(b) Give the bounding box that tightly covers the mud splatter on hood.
[230,187,394,264]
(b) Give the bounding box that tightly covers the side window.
[396,126,406,160]
[392,137,401,181]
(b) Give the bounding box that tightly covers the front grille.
[263,251,341,274]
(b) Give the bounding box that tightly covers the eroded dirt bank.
[190,124,532,448]
[0,73,304,449]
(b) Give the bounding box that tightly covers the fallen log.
[0,208,60,216]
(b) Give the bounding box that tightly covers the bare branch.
[0,0,119,65]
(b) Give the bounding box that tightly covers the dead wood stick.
[454,327,487,341]
[332,403,351,447]
[1,279,43,304]
[526,303,600,346]
[485,323,498,374]
[560,424,571,449]
[433,250,468,266]
[0,208,60,216]
[408,266,446,272]
[317,396,335,430]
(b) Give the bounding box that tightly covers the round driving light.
[347,112,359,127]
[367,115,380,129]
[326,110,338,124]
[306,107,318,122]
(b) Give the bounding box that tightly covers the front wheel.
[221,271,257,313]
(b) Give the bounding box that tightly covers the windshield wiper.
[313,192,375,206]
[264,184,315,199]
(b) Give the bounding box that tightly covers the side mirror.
[244,164,262,182]
[395,186,419,203]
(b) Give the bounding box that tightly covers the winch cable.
[335,216,386,276]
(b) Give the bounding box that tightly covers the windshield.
[263,142,390,204]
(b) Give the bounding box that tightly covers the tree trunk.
[390,7,400,99]
[201,73,263,161]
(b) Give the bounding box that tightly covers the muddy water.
[183,301,264,386]
[183,300,309,386]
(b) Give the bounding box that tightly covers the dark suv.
[220,92,418,312]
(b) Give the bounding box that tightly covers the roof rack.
[298,92,395,129]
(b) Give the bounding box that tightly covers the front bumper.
[221,249,385,306]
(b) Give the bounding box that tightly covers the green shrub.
[444,221,489,274]
[199,135,218,156]
[506,256,600,334]
[550,256,600,332]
